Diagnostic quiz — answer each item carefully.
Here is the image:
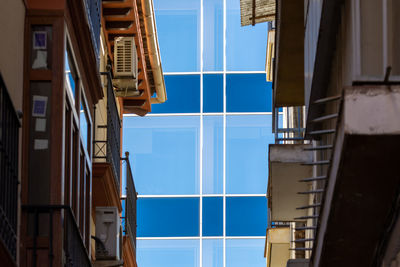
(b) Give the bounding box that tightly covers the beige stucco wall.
[0,0,25,111]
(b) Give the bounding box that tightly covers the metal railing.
[273,106,305,144]
[95,72,122,190]
[23,205,91,267]
[121,152,137,256]
[85,0,101,64]
[0,74,20,262]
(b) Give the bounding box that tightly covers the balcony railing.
[23,205,91,267]
[85,0,101,64]
[95,71,122,190]
[273,106,305,144]
[0,74,20,261]
[122,152,137,256]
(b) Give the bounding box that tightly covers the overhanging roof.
[274,0,304,107]
[240,0,275,26]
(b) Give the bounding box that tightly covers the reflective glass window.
[154,0,200,72]
[138,239,200,267]
[80,101,89,152]
[226,0,268,71]
[151,75,200,114]
[226,115,274,194]
[65,49,76,102]
[226,74,272,112]
[202,197,223,236]
[203,0,223,71]
[226,239,266,267]
[203,74,223,113]
[123,116,200,195]
[138,198,200,237]
[203,239,223,267]
[226,197,268,236]
[202,116,223,194]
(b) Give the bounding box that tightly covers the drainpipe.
[141,0,167,104]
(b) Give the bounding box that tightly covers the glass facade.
[123,0,271,266]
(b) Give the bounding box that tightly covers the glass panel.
[151,75,200,114]
[226,74,272,112]
[80,102,88,152]
[65,48,77,102]
[226,197,268,236]
[203,74,223,113]
[202,197,223,236]
[226,0,268,71]
[203,0,223,71]
[226,239,266,267]
[123,116,200,195]
[226,115,274,194]
[154,0,200,72]
[137,198,200,237]
[202,116,223,194]
[203,239,223,267]
[138,239,200,267]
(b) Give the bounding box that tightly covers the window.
[226,115,274,194]
[137,239,200,267]
[202,197,223,236]
[226,0,268,71]
[226,74,272,112]
[202,116,223,194]
[203,74,223,113]
[154,0,200,72]
[124,116,200,195]
[138,198,200,237]
[65,48,77,103]
[151,75,201,114]
[202,239,223,267]
[80,98,89,153]
[226,239,266,267]
[226,197,268,236]
[203,0,223,71]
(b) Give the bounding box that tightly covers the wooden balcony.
[101,0,153,115]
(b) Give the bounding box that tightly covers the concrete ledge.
[268,144,313,221]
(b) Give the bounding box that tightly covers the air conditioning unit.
[113,37,139,96]
[95,207,121,260]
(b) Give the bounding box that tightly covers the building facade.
[122,0,273,266]
[0,0,165,266]
[265,0,400,267]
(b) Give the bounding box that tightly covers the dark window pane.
[226,197,268,236]
[138,198,200,237]
[202,197,223,236]
[151,75,200,113]
[226,74,272,112]
[154,0,200,72]
[203,74,223,113]
[203,0,223,71]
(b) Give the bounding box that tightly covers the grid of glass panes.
[122,0,271,266]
